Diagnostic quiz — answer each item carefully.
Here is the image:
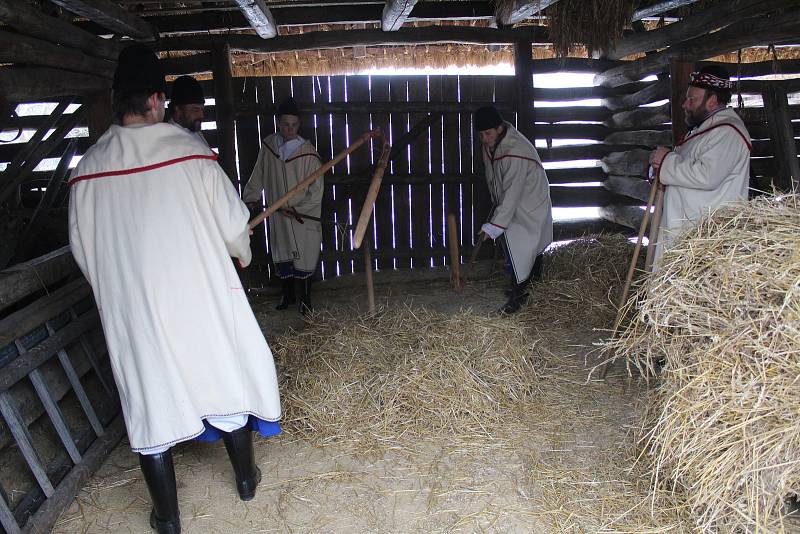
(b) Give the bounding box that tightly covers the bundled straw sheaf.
[273,305,548,450]
[604,195,800,531]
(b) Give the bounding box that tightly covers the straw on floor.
[601,194,800,532]
[273,305,551,452]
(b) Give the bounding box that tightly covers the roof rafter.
[632,0,700,21]
[495,0,561,26]
[49,0,158,40]
[233,0,278,39]
[381,0,420,31]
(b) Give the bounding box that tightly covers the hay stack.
[604,195,800,531]
[521,233,637,329]
[273,305,549,451]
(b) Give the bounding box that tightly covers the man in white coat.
[69,45,281,534]
[167,75,207,145]
[243,97,323,315]
[649,65,751,265]
[475,106,553,314]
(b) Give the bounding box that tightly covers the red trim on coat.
[68,154,218,186]
[676,122,752,151]
[488,222,506,230]
[285,152,322,163]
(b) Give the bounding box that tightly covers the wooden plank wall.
[2,62,799,279]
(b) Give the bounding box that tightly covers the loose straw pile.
[521,233,639,329]
[602,195,800,531]
[273,305,550,451]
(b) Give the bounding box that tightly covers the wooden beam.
[514,39,535,140]
[603,78,669,110]
[603,175,652,202]
[698,59,800,78]
[531,57,622,73]
[0,0,118,60]
[600,205,644,230]
[161,53,212,75]
[610,0,800,60]
[49,0,158,41]
[604,129,672,146]
[0,246,78,313]
[600,149,651,178]
[87,90,113,144]
[156,25,550,53]
[605,103,670,129]
[0,30,114,78]
[234,0,278,39]
[381,0,420,31]
[0,67,109,103]
[762,86,800,192]
[211,43,238,183]
[596,7,800,86]
[495,0,560,26]
[670,59,693,144]
[632,0,701,21]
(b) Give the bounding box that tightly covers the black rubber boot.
[222,426,261,501]
[275,277,296,310]
[139,450,180,534]
[298,278,313,316]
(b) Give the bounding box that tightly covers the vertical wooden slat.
[211,43,238,185]
[390,77,412,269]
[407,76,430,268]
[346,76,374,274]
[0,392,55,497]
[513,40,535,140]
[369,76,395,270]
[471,77,495,241]
[458,76,477,246]
[428,75,446,267]
[28,368,82,464]
[235,77,262,192]
[762,85,800,192]
[442,76,463,256]
[330,77,355,273]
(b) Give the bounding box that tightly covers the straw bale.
[520,233,639,330]
[273,305,551,452]
[602,194,800,531]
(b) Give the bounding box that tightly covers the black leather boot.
[139,450,180,534]
[298,278,313,316]
[499,277,532,314]
[275,277,296,310]
[222,426,261,501]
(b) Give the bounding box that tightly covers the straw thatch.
[543,0,636,57]
[273,305,550,452]
[601,194,800,531]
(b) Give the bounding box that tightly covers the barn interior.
[1,0,799,532]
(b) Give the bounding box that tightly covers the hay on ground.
[602,194,800,531]
[273,305,550,452]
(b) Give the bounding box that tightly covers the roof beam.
[233,0,278,39]
[632,0,700,21]
[49,0,157,40]
[495,0,561,26]
[381,0,420,31]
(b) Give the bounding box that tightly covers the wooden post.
[513,38,535,140]
[762,85,800,192]
[363,235,376,314]
[211,42,238,184]
[86,89,112,145]
[446,213,462,291]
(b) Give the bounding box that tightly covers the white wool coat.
[482,122,553,283]
[655,108,751,263]
[68,123,281,453]
[242,134,323,275]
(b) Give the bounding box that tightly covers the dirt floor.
[52,261,686,533]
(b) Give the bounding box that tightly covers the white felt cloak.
[482,122,554,283]
[242,133,323,276]
[68,122,281,453]
[655,108,751,264]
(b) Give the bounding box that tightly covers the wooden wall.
[2,60,799,278]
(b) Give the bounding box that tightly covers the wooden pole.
[446,213,462,291]
[513,38,535,140]
[598,175,659,379]
[461,232,487,285]
[353,139,391,248]
[363,235,376,314]
[249,129,380,229]
[211,42,237,184]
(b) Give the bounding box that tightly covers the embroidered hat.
[113,44,166,94]
[474,106,503,131]
[689,65,733,91]
[170,75,204,106]
[277,97,300,117]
